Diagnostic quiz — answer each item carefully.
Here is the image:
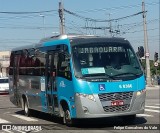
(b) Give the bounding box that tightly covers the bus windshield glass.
[72,42,143,80]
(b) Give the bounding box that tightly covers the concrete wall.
[0,51,10,77]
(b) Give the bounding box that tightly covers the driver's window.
[127,49,138,67]
[57,45,71,80]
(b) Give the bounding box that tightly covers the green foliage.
[140,59,160,76]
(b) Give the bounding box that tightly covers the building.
[0,51,10,77]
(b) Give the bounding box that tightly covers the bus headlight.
[136,89,146,96]
[75,93,96,102]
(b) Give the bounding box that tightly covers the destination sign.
[77,46,125,54]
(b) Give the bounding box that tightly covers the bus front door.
[46,51,59,114]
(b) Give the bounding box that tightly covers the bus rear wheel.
[23,99,31,116]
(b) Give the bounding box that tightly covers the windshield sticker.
[78,47,125,54]
[81,67,105,75]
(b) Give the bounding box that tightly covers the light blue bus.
[9,34,146,125]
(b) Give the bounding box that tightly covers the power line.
[0,10,57,14]
[0,26,59,30]
[124,28,158,34]
[64,9,145,22]
[76,2,159,13]
[0,13,58,21]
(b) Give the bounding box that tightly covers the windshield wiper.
[112,72,142,77]
[83,73,115,79]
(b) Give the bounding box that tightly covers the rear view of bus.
[71,37,146,122]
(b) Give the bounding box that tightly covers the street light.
[39,14,46,38]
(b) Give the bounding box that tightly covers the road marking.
[136,114,153,117]
[1,129,14,133]
[4,112,10,114]
[0,118,11,123]
[15,130,26,133]
[145,106,160,109]
[145,109,160,113]
[12,115,38,122]
[155,104,160,106]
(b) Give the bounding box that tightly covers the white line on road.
[0,118,11,124]
[1,129,14,133]
[15,130,26,133]
[12,115,38,122]
[2,129,24,133]
[136,114,153,117]
[145,109,160,113]
[155,104,160,106]
[145,106,160,109]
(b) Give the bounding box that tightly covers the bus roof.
[11,34,130,51]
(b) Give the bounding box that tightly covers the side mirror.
[138,46,144,58]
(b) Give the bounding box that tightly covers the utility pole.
[59,1,65,35]
[159,0,160,63]
[108,13,112,37]
[142,0,151,86]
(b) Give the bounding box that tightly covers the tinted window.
[0,79,9,83]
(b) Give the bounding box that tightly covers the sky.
[0,0,159,59]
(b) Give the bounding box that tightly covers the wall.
[0,51,10,77]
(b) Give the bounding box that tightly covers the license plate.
[111,100,124,106]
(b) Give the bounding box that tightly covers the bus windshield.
[72,42,143,80]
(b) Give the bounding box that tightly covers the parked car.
[0,77,9,94]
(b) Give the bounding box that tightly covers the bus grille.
[98,92,133,112]
[103,104,130,112]
[98,92,133,101]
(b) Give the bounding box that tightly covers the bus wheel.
[24,99,30,116]
[63,108,73,126]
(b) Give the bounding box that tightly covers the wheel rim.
[65,110,71,123]
[24,102,28,114]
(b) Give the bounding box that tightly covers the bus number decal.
[119,84,132,89]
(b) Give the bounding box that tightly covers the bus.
[9,34,146,126]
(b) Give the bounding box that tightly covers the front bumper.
[75,91,146,118]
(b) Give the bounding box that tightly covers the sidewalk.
[146,85,159,90]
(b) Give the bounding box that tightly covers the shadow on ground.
[15,110,147,130]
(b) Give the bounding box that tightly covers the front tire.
[62,106,74,126]
[23,99,31,116]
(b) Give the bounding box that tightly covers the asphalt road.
[0,86,159,133]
